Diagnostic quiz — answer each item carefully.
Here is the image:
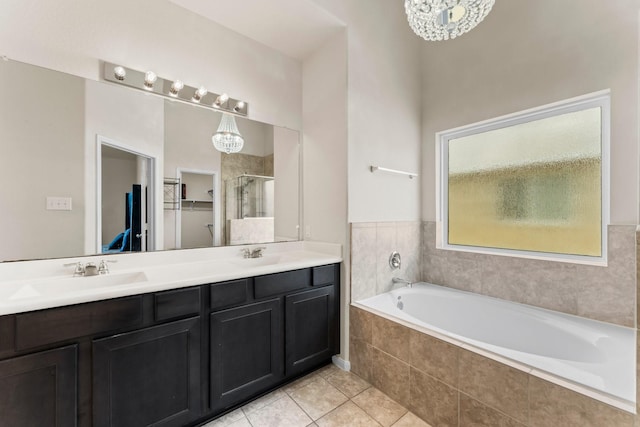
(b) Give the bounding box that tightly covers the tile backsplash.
[350,222,421,301]
[350,221,636,327]
[422,221,636,327]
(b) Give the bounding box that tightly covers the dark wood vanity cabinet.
[207,264,340,415]
[0,345,77,426]
[0,262,340,426]
[93,317,202,427]
[285,285,337,377]
[210,298,283,412]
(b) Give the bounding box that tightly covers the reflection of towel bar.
[370,165,418,179]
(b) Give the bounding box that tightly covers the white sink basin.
[0,271,149,301]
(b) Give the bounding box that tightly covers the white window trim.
[435,90,611,266]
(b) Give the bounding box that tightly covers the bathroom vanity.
[0,246,340,427]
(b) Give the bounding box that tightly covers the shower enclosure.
[225,174,275,245]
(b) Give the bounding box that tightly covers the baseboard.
[331,355,350,371]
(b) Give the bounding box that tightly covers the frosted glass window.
[440,92,609,262]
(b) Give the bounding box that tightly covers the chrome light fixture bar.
[103,62,248,116]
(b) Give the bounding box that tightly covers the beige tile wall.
[350,222,421,301]
[422,222,637,327]
[350,306,636,427]
[220,152,272,246]
[636,230,640,425]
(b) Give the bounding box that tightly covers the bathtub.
[356,282,636,412]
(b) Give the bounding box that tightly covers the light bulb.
[114,66,126,81]
[169,80,184,97]
[214,93,229,107]
[144,71,157,89]
[192,86,207,102]
[233,101,246,112]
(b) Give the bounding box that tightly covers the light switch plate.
[46,197,72,211]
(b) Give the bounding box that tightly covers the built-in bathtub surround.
[350,222,421,301]
[357,283,635,409]
[422,221,636,327]
[350,305,635,427]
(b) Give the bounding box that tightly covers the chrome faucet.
[392,277,413,288]
[84,262,99,276]
[64,259,116,276]
[242,246,267,258]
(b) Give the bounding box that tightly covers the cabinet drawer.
[210,279,249,311]
[154,287,201,322]
[254,269,311,299]
[312,265,336,287]
[15,296,143,351]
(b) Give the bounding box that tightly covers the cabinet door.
[285,286,336,377]
[93,317,201,427]
[210,298,283,412]
[0,345,77,426]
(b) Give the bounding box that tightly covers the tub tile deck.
[351,304,636,427]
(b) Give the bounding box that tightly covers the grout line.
[288,387,318,422]
[458,391,526,427]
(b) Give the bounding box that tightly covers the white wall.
[85,80,165,254]
[236,117,274,157]
[310,0,423,223]
[273,127,300,240]
[421,0,639,224]
[302,30,349,358]
[0,0,302,131]
[0,59,85,261]
[164,101,222,249]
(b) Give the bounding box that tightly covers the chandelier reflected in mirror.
[404,0,495,41]
[212,113,244,154]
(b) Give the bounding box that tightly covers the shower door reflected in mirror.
[225,175,275,246]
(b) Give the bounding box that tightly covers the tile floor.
[203,364,432,427]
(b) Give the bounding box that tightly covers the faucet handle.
[64,262,85,277]
[241,248,252,258]
[251,247,267,258]
[98,259,117,275]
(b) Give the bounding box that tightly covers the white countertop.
[0,241,342,315]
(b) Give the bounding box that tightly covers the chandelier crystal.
[212,113,244,154]
[404,0,495,41]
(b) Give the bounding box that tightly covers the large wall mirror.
[0,58,300,263]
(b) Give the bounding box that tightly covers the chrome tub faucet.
[392,277,413,288]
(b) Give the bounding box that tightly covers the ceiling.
[168,0,345,60]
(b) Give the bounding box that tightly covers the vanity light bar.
[103,62,248,116]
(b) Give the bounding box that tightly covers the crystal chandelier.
[212,113,244,154]
[404,0,495,41]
